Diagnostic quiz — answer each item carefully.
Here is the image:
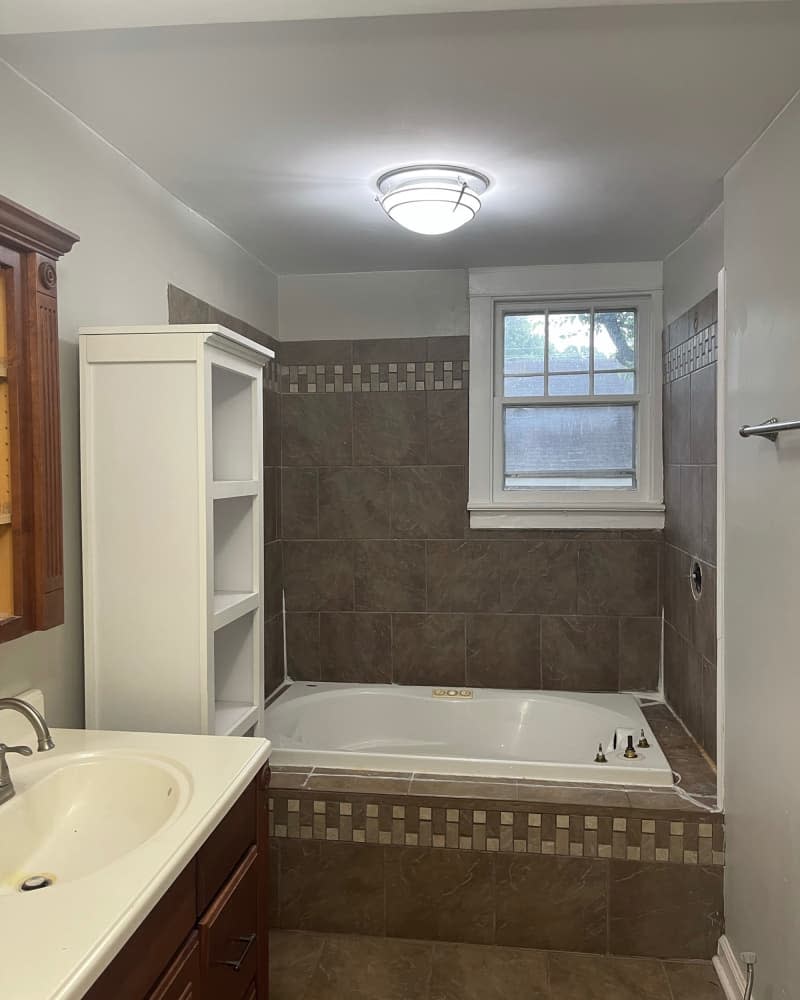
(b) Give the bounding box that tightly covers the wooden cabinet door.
[199,847,259,1000]
[148,934,200,1000]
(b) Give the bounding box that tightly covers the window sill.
[467,504,665,530]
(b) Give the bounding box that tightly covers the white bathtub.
[264,683,674,787]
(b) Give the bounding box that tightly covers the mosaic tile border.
[281,360,470,394]
[269,794,724,867]
[663,323,717,383]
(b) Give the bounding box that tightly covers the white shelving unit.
[79,324,273,738]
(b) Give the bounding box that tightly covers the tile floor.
[270,931,724,1000]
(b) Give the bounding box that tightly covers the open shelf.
[211,480,258,500]
[214,701,259,737]
[214,610,257,736]
[211,363,254,482]
[213,496,255,595]
[212,590,259,630]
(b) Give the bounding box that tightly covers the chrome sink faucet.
[0,698,55,806]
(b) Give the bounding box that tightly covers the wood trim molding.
[0,195,79,259]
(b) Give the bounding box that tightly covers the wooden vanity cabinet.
[84,766,269,1000]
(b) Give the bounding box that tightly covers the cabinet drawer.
[147,934,200,1000]
[197,782,256,913]
[199,847,259,1000]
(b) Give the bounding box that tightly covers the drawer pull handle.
[216,933,256,972]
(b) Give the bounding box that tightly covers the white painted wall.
[663,205,724,326]
[0,62,277,726]
[279,269,468,341]
[721,91,800,998]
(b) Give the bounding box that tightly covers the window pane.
[593,371,635,395]
[504,314,545,374]
[504,375,544,397]
[548,373,590,396]
[547,311,590,372]
[594,310,636,371]
[504,404,636,490]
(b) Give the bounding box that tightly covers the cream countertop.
[0,726,271,1000]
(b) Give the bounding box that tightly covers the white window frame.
[468,264,664,530]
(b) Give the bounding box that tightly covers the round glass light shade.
[377,166,488,236]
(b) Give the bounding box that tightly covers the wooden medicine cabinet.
[0,194,78,643]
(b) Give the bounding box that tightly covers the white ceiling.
[0,0,773,34]
[2,5,800,274]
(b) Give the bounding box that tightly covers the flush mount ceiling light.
[376,164,489,236]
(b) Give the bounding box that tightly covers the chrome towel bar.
[739,417,800,442]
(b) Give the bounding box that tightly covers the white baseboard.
[713,935,747,1000]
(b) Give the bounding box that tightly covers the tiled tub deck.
[269,705,722,961]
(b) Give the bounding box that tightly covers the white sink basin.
[0,752,191,895]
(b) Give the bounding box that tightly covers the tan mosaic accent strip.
[269,795,724,867]
[663,323,717,383]
[281,360,470,394]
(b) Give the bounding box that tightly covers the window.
[469,266,663,529]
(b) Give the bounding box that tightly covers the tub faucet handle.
[637,729,650,749]
[594,743,607,764]
[623,735,639,760]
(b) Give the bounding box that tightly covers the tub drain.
[19,875,53,892]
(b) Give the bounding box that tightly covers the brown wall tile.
[264,466,280,543]
[702,658,717,762]
[282,394,353,466]
[282,468,319,539]
[541,616,620,691]
[669,376,691,466]
[690,364,717,466]
[664,545,693,641]
[609,861,723,959]
[680,465,703,558]
[285,613,321,681]
[283,541,354,611]
[619,617,662,691]
[264,384,282,465]
[385,847,494,944]
[427,390,468,467]
[281,340,353,364]
[168,284,210,324]
[353,338,428,363]
[354,393,427,466]
[319,467,391,539]
[392,613,466,686]
[700,466,717,566]
[495,854,608,952]
[277,840,385,935]
[427,541,504,613]
[577,539,660,616]
[265,613,285,696]
[427,335,470,361]
[355,541,426,611]
[664,623,703,747]
[392,466,466,539]
[265,539,284,617]
[500,541,579,614]
[466,614,541,689]
[320,612,392,683]
[691,563,716,665]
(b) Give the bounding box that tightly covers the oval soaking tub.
[264,683,674,787]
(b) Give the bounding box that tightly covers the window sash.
[488,295,656,509]
[499,303,638,400]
